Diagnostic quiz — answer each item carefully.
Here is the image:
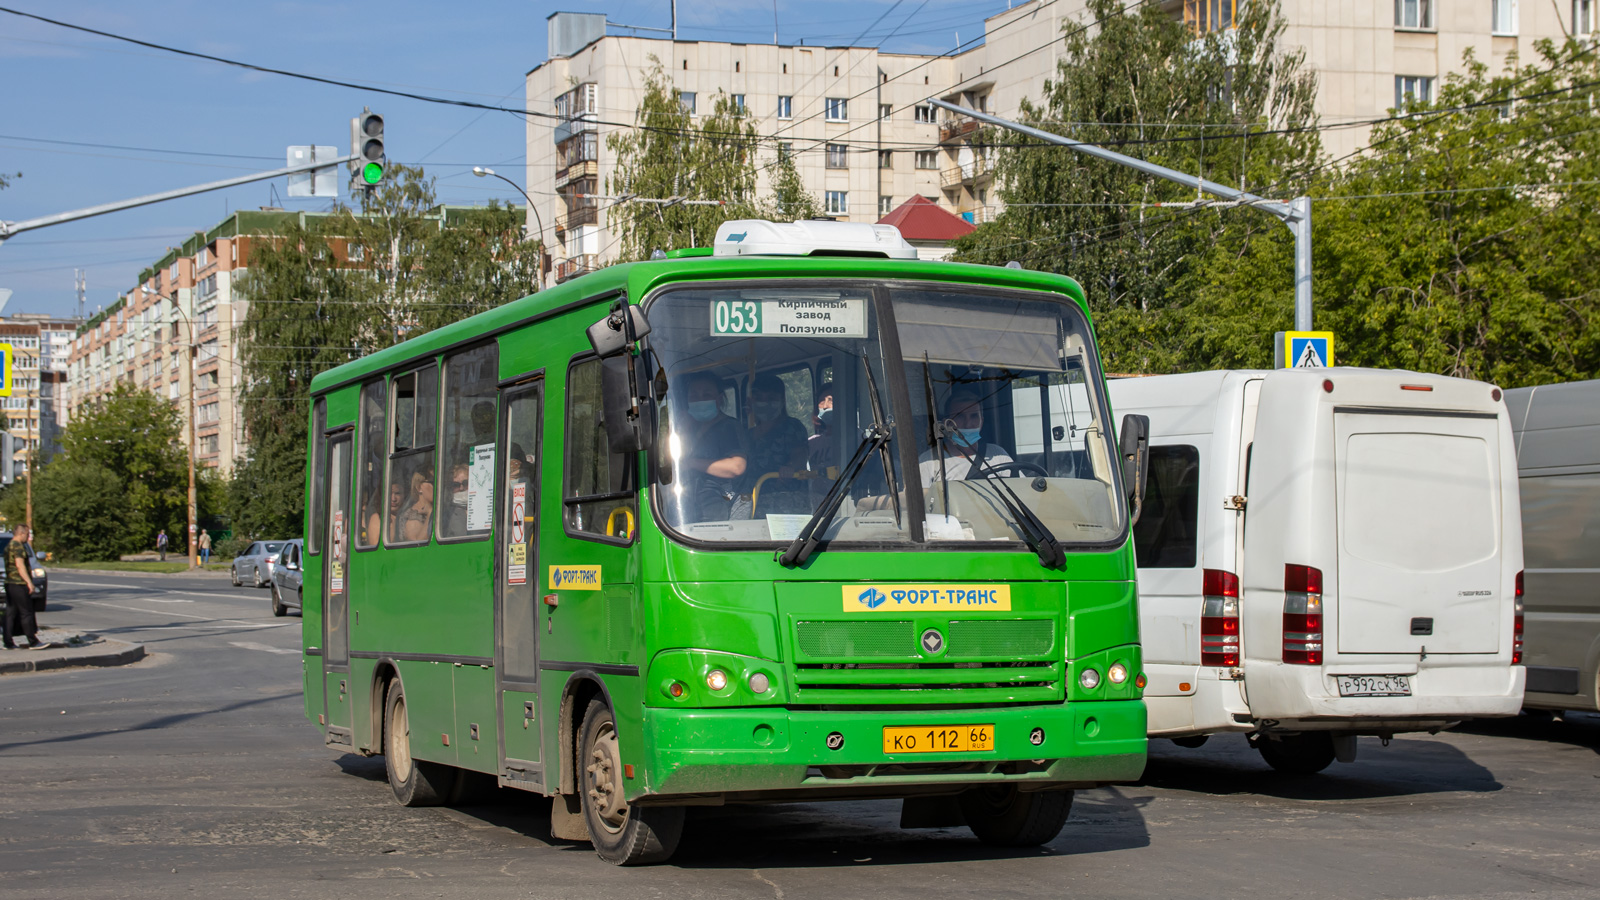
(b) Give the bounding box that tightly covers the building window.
[879,195,894,215]
[1578,0,1596,35]
[679,91,696,115]
[348,243,364,262]
[777,95,792,119]
[824,191,849,215]
[826,143,849,168]
[825,97,848,122]
[733,93,746,114]
[915,150,938,170]
[878,150,893,169]
[1395,0,1433,28]
[1492,0,1517,34]
[778,142,793,160]
[1395,75,1433,110]
[879,103,892,120]
[1186,0,1237,32]
[914,104,935,124]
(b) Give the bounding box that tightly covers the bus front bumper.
[639,700,1146,800]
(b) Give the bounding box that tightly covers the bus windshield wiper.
[961,441,1066,568]
[779,421,892,568]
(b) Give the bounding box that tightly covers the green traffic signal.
[362,162,384,185]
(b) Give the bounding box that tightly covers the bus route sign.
[711,297,866,338]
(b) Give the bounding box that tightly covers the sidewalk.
[0,627,145,675]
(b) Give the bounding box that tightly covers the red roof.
[877,195,976,242]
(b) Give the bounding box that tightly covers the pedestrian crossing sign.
[0,343,12,397]
[1277,331,1333,369]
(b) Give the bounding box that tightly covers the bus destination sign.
[711,298,867,338]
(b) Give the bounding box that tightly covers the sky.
[0,0,1015,320]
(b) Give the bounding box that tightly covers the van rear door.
[1334,410,1503,655]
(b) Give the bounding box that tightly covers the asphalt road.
[2,571,1598,899]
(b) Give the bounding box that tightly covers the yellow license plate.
[882,724,995,754]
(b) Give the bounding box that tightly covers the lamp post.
[472,167,548,288]
[163,297,199,571]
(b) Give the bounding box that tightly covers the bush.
[214,534,253,560]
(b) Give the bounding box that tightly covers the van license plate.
[1336,675,1411,697]
[882,724,994,753]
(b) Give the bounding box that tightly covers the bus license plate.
[882,724,995,754]
[1336,675,1411,697]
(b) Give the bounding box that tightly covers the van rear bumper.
[1146,664,1252,738]
[1241,659,1524,730]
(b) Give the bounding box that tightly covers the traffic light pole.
[928,99,1314,331]
[0,153,359,246]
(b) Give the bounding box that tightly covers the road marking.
[52,579,256,601]
[136,598,195,603]
[228,641,298,655]
[77,600,288,629]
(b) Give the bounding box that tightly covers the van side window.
[438,343,499,540]
[564,356,637,542]
[1133,444,1200,568]
[355,379,386,549]
[308,398,328,554]
[386,364,439,546]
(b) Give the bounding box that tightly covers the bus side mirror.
[1118,414,1150,527]
[601,356,654,454]
[586,305,651,359]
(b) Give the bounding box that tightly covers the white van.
[1110,368,1525,773]
[1505,379,1600,713]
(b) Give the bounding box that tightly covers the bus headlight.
[1108,663,1128,684]
[706,670,728,691]
[1079,667,1101,690]
[748,672,770,694]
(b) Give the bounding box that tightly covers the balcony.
[555,159,598,189]
[939,158,990,189]
[555,254,601,283]
[939,118,980,143]
[553,113,598,146]
[958,206,997,225]
[556,205,598,233]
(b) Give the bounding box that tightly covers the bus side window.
[308,398,328,554]
[438,343,499,541]
[355,379,386,549]
[564,356,638,542]
[1132,444,1200,568]
[386,364,440,546]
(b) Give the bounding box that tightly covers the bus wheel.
[384,680,454,807]
[270,584,287,617]
[1254,732,1336,775]
[959,785,1073,847]
[578,698,683,865]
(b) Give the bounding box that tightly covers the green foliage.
[230,165,545,539]
[608,61,820,259]
[1189,40,1600,385]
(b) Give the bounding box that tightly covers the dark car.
[231,540,287,588]
[0,532,48,611]
[270,540,304,617]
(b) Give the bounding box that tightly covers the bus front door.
[496,381,544,787]
[322,433,355,747]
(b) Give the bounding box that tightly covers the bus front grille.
[791,618,1062,704]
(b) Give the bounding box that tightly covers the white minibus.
[1505,379,1600,713]
[1110,368,1525,773]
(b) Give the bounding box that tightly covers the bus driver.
[920,385,1013,487]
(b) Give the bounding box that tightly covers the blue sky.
[0,0,1012,319]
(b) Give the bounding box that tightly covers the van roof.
[1505,378,1600,470]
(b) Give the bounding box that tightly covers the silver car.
[231,540,287,588]
[270,539,304,617]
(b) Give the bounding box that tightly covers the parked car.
[1505,379,1600,713]
[270,540,304,617]
[1110,368,1525,774]
[0,531,47,611]
[231,540,287,588]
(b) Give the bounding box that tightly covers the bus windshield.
[645,281,1122,548]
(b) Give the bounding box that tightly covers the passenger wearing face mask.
[918,386,1012,488]
[674,371,748,522]
[741,373,810,513]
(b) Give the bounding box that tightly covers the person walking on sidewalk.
[3,525,46,651]
[198,530,212,566]
[156,529,168,562]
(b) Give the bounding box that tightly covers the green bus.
[300,219,1150,865]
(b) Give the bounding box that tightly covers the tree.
[951,0,1319,373]
[607,61,819,259]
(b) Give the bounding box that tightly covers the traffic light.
[351,108,385,188]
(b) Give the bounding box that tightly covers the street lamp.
[472,167,548,288]
[160,294,200,571]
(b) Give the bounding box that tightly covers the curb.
[0,639,146,675]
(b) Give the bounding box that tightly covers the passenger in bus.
[443,464,470,536]
[919,386,1013,487]
[376,479,405,542]
[506,442,530,484]
[399,470,434,542]
[673,371,747,521]
[743,373,810,514]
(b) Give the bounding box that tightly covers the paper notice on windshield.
[467,444,495,532]
[765,514,813,541]
[711,298,867,338]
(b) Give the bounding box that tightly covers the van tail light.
[1283,564,1323,665]
[1513,570,1524,665]
[1201,569,1241,667]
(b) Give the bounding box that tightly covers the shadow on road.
[1139,732,1501,800]
[1455,709,1600,755]
[0,690,300,753]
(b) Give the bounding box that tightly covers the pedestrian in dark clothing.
[157,530,168,562]
[3,525,46,650]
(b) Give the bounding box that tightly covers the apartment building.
[526,1,1578,275]
[0,321,45,482]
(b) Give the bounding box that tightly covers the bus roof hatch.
[712,219,918,260]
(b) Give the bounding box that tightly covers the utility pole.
[165,301,199,570]
[75,268,86,320]
[929,99,1315,331]
[23,397,31,527]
